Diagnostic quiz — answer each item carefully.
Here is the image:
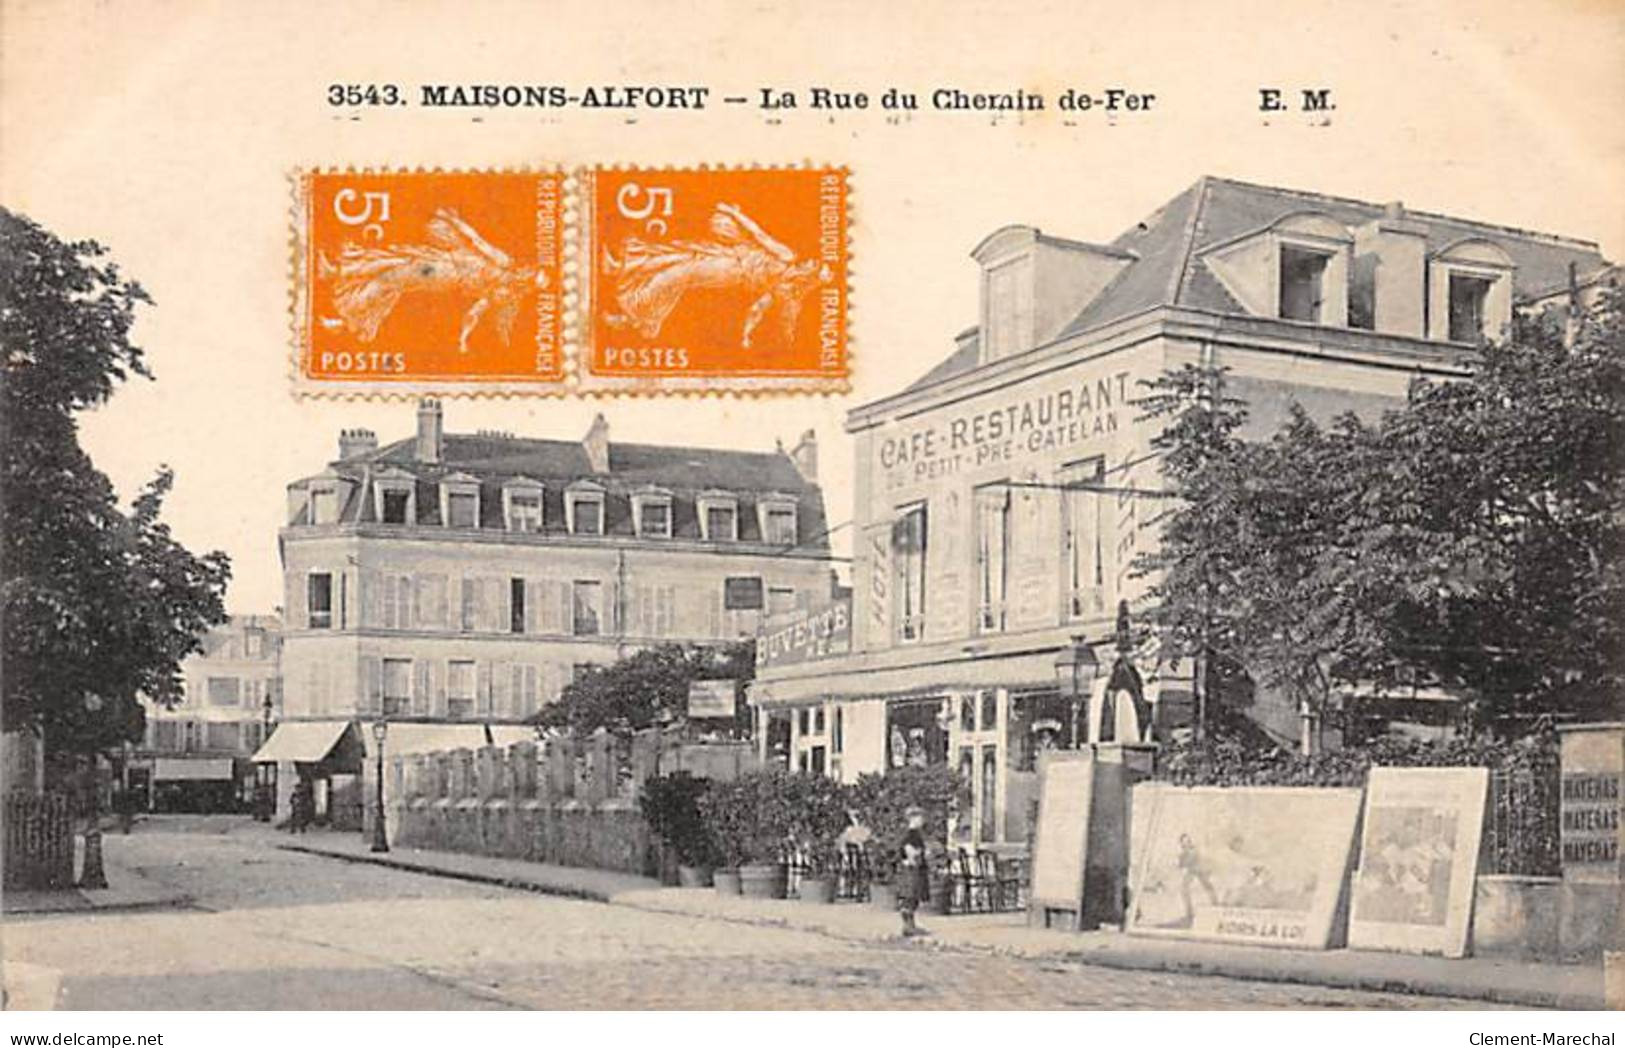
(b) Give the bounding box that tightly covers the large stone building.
[134,614,283,811]
[261,401,833,823]
[749,176,1615,848]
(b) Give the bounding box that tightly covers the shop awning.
[362,722,494,759]
[153,757,235,781]
[750,649,1062,707]
[252,720,352,763]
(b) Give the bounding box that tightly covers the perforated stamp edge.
[572,162,853,399]
[287,166,575,401]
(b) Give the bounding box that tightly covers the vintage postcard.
[2,0,1622,1034]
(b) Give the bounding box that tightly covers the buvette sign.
[755,598,852,670]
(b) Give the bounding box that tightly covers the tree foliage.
[1136,289,1625,739]
[532,640,755,736]
[1,209,231,754]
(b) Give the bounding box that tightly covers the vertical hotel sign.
[865,523,893,649]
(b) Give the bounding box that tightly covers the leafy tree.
[533,640,755,736]
[1131,364,1253,741]
[1,209,231,755]
[1136,289,1625,747]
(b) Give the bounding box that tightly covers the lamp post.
[1054,635,1100,750]
[257,691,275,822]
[370,718,390,853]
[78,694,109,889]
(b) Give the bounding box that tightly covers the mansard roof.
[296,432,827,548]
[902,175,1613,393]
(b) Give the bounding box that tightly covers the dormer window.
[439,472,481,529]
[1279,245,1332,322]
[698,492,738,542]
[631,486,673,539]
[310,485,339,525]
[757,494,799,546]
[1448,274,1493,343]
[566,480,606,536]
[1427,239,1514,344]
[289,471,354,527]
[1203,212,1352,327]
[373,467,416,525]
[502,477,545,533]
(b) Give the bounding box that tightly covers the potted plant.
[640,772,721,888]
[697,775,751,895]
[734,769,793,898]
[792,774,848,904]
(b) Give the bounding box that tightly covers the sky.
[3,0,1622,614]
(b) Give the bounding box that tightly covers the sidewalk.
[275,836,1609,1009]
[612,887,1608,1010]
[2,853,191,916]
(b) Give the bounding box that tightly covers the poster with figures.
[1348,767,1488,958]
[1127,785,1363,950]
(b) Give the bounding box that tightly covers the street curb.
[604,897,1600,1010]
[273,846,1603,1010]
[275,843,616,903]
[2,892,193,917]
[1033,948,1598,1011]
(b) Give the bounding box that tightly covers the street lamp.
[79,694,109,889]
[257,691,276,822]
[370,718,390,853]
[1054,635,1100,750]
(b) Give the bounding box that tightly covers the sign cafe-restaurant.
[746,177,1609,849]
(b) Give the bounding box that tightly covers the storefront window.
[887,698,947,769]
[980,745,998,840]
[1007,689,1070,772]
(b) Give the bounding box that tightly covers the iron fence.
[4,791,74,890]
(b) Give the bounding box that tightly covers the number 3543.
[326,84,405,107]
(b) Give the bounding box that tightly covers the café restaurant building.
[749,175,1614,848]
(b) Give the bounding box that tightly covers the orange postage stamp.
[582,166,850,394]
[295,170,565,393]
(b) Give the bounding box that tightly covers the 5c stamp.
[291,165,849,396]
[295,169,565,392]
[582,166,851,393]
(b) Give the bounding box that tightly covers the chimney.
[583,413,610,474]
[1353,204,1429,338]
[416,399,443,464]
[789,428,818,483]
[338,428,378,460]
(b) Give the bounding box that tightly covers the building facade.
[133,614,283,811]
[266,402,834,823]
[749,176,1615,849]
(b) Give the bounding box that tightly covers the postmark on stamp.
[294,170,566,393]
[580,166,850,393]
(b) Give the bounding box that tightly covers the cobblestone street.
[1,821,1506,1010]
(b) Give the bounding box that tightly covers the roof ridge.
[1167,176,1212,306]
[1204,175,1602,252]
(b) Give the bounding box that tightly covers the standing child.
[897,805,932,937]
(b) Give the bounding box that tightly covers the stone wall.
[387,735,655,876]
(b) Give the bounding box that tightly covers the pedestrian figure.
[897,805,932,938]
[290,779,313,834]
